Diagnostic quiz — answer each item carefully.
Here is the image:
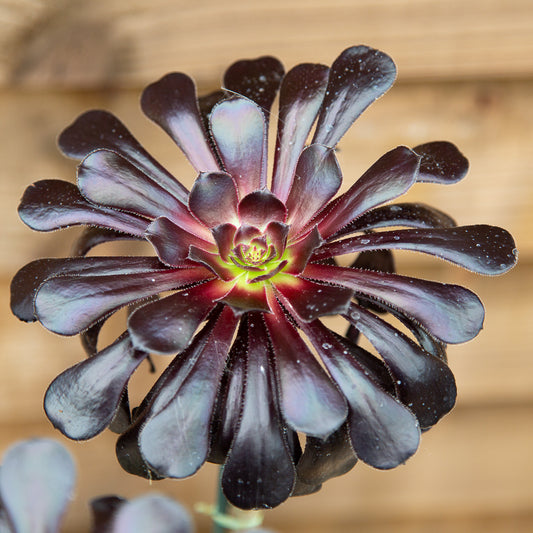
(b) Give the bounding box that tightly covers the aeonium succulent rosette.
[10,45,517,509]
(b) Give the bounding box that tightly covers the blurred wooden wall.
[1,1,532,532]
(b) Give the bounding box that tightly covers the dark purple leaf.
[188,172,239,228]
[330,330,396,394]
[138,307,238,478]
[332,202,456,238]
[35,265,212,335]
[217,280,270,314]
[211,223,237,262]
[90,496,126,533]
[58,110,189,203]
[0,439,75,533]
[72,227,141,257]
[115,424,163,480]
[313,46,396,148]
[207,318,248,464]
[198,90,228,129]
[210,98,267,195]
[296,423,357,486]
[108,387,133,434]
[345,303,456,428]
[128,280,226,354]
[348,249,396,315]
[238,190,287,227]
[315,225,517,275]
[19,180,149,236]
[80,321,106,356]
[222,314,296,509]
[264,299,347,438]
[286,145,342,237]
[272,63,329,201]
[146,217,216,266]
[393,309,448,362]
[316,147,420,239]
[116,313,221,479]
[11,256,164,322]
[223,56,284,116]
[112,495,193,533]
[273,274,353,321]
[233,224,262,245]
[284,227,323,275]
[264,221,289,259]
[303,263,485,344]
[301,320,421,469]
[78,150,209,238]
[141,72,220,172]
[414,141,469,184]
[44,333,147,440]
[188,246,238,281]
[351,249,395,274]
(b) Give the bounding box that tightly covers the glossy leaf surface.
[304,263,485,344]
[313,46,396,148]
[44,334,146,439]
[141,72,220,172]
[222,314,296,509]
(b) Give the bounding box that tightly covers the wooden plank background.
[0,1,532,532]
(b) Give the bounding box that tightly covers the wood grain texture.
[1,0,533,88]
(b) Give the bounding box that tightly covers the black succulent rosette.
[11,46,517,509]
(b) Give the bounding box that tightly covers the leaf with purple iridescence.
[284,227,322,275]
[128,280,225,354]
[222,314,296,509]
[313,46,396,148]
[146,216,216,265]
[10,256,165,322]
[271,63,329,201]
[115,319,222,481]
[265,298,347,438]
[345,303,456,428]
[19,180,149,236]
[316,147,420,239]
[414,141,469,184]
[315,225,517,275]
[188,172,239,228]
[223,55,284,116]
[301,320,421,469]
[273,274,353,322]
[44,333,147,440]
[141,72,220,172]
[286,145,342,237]
[304,263,485,344]
[210,98,267,195]
[35,266,211,335]
[208,318,248,464]
[138,308,238,478]
[58,110,190,203]
[78,149,208,238]
[332,202,456,238]
[238,190,287,227]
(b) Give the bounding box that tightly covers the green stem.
[212,468,230,533]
